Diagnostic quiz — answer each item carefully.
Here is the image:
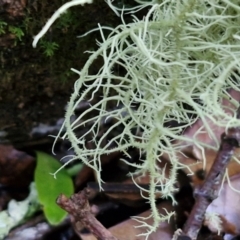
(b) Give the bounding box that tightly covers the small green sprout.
[0,20,7,35]
[57,10,74,31]
[8,26,24,41]
[40,40,59,57]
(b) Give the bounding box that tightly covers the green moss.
[0,20,7,35]
[1,0,137,84]
[39,40,59,57]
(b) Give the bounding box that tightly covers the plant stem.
[57,188,118,240]
[178,106,240,240]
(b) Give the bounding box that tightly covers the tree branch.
[177,106,240,240]
[56,188,118,240]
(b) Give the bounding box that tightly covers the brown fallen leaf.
[80,201,174,240]
[164,89,240,183]
[204,173,240,240]
[182,89,240,150]
[0,144,35,187]
[104,166,167,203]
[99,157,190,204]
[174,148,240,186]
[75,151,122,189]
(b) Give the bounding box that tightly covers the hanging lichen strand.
[39,0,240,236]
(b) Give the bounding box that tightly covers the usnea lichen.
[33,0,240,237]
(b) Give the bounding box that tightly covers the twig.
[176,106,240,240]
[56,188,118,240]
[87,182,162,193]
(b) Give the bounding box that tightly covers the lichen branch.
[32,0,93,48]
[33,0,240,235]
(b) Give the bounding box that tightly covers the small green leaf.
[8,26,24,41]
[40,40,59,57]
[0,20,7,35]
[34,151,74,225]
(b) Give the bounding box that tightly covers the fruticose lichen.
[34,0,240,237]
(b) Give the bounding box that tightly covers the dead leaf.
[174,148,240,186]
[0,144,35,187]
[163,89,240,183]
[204,173,240,240]
[80,201,174,240]
[103,158,175,203]
[182,89,240,150]
[75,151,122,189]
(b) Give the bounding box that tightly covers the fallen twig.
[176,106,240,240]
[56,188,118,240]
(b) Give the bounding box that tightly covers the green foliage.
[66,162,83,176]
[0,20,7,35]
[57,10,75,30]
[8,26,24,41]
[34,151,74,225]
[22,16,33,32]
[40,40,59,57]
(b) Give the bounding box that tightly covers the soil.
[0,0,139,146]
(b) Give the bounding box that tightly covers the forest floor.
[0,1,239,240]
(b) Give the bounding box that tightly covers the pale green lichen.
[205,212,223,235]
[34,0,240,237]
[0,183,40,239]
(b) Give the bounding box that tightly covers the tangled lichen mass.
[34,0,240,236]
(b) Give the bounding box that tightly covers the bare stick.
[57,188,118,240]
[176,106,240,240]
